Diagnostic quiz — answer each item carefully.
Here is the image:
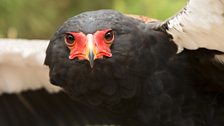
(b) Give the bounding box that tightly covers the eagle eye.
[64,33,75,45]
[104,30,114,42]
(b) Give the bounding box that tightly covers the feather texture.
[0,39,60,94]
[45,9,224,126]
[164,0,224,54]
[0,89,117,126]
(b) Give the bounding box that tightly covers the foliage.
[114,0,185,20]
[0,0,185,39]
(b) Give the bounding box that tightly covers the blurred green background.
[0,0,185,39]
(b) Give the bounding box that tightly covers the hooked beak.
[86,34,96,68]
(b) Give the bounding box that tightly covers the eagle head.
[44,10,174,110]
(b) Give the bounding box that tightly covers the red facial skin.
[93,29,113,58]
[64,32,87,60]
[64,29,114,61]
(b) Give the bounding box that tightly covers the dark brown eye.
[64,33,75,44]
[104,30,114,42]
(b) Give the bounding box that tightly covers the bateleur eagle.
[44,0,224,125]
[0,0,224,126]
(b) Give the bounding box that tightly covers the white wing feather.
[0,39,61,94]
[1,1,223,93]
[164,0,224,53]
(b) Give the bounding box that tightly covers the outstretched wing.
[160,0,224,90]
[162,0,224,54]
[0,39,117,125]
[0,39,60,94]
[0,89,116,126]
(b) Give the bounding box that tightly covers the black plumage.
[0,89,118,126]
[45,10,224,126]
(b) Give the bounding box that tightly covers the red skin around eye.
[64,29,113,60]
[65,32,87,60]
[94,29,113,58]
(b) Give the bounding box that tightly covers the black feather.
[45,10,224,126]
[0,89,119,126]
